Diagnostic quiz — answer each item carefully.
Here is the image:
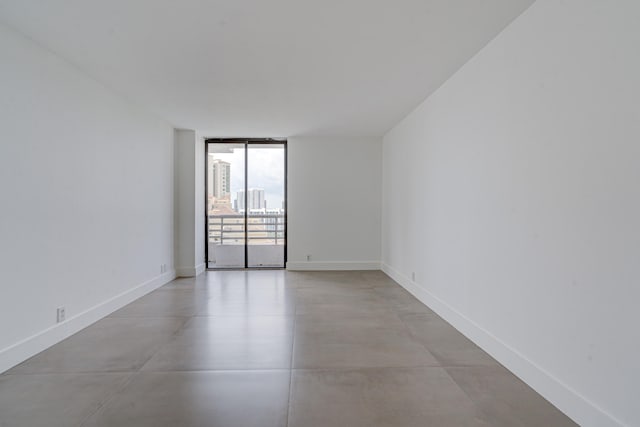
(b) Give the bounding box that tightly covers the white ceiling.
[0,0,534,137]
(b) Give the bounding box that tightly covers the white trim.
[0,269,176,374]
[381,262,624,427]
[286,261,380,271]
[175,266,194,277]
[195,263,206,276]
[175,263,205,277]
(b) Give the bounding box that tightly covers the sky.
[209,145,285,210]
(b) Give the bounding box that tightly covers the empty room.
[0,1,637,426]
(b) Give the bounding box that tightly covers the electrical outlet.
[56,307,66,323]
[411,272,416,281]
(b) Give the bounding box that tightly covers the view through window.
[206,141,286,268]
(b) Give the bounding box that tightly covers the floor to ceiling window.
[205,139,287,269]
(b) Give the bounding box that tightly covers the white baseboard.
[0,269,176,374]
[176,263,206,277]
[286,261,380,271]
[195,263,206,276]
[381,263,623,427]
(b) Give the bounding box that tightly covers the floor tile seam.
[294,285,376,290]
[137,368,293,374]
[2,368,145,376]
[292,321,414,332]
[289,365,448,374]
[168,316,194,338]
[136,316,192,372]
[294,306,398,311]
[0,371,140,378]
[290,364,492,425]
[180,317,296,328]
[437,365,536,427]
[293,312,404,321]
[106,315,193,320]
[188,314,296,319]
[443,365,557,427]
[394,326,502,369]
[168,334,295,341]
[77,371,138,427]
[285,297,298,427]
[294,285,376,289]
[438,359,504,366]
[396,313,447,361]
[190,313,296,318]
[290,362,443,371]
[296,297,397,312]
[294,300,394,307]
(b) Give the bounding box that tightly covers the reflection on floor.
[0,270,577,426]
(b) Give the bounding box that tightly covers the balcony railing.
[208,214,285,245]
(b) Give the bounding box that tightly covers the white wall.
[382,1,640,426]
[195,133,205,270]
[174,129,196,273]
[288,136,381,270]
[174,129,206,277]
[0,24,176,372]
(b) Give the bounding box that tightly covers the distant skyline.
[208,146,285,209]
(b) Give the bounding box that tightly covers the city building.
[207,157,231,199]
[235,188,265,211]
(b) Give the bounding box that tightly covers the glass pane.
[246,144,286,268]
[207,143,245,268]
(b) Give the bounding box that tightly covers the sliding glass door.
[206,140,286,269]
[206,143,246,268]
[247,143,286,267]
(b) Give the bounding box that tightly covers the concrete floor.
[0,270,576,426]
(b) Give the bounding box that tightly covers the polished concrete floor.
[0,270,576,426]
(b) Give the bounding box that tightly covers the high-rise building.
[207,157,231,199]
[236,188,265,211]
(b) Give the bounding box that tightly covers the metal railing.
[208,214,285,245]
